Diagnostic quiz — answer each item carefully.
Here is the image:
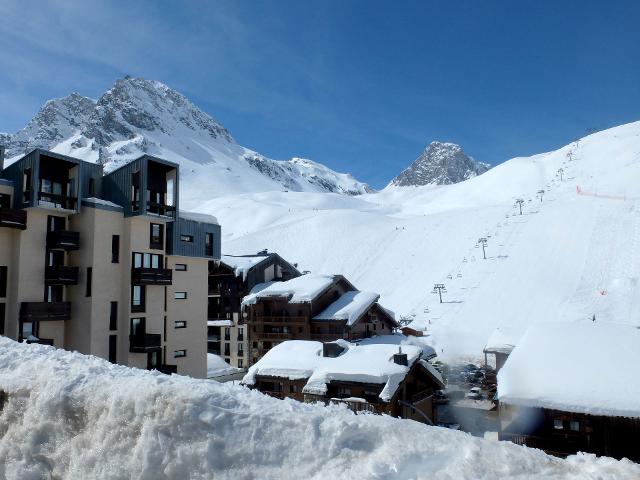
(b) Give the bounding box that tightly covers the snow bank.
[498,321,640,418]
[221,254,268,281]
[242,274,335,305]
[313,291,381,325]
[0,338,638,479]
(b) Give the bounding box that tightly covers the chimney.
[322,342,345,358]
[0,145,4,173]
[393,346,408,366]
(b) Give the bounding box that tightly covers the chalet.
[483,326,521,372]
[242,274,398,364]
[498,321,640,461]
[242,339,444,423]
[207,252,300,369]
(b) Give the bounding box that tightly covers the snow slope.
[200,121,640,357]
[1,338,638,479]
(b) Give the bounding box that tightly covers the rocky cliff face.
[390,141,490,187]
[0,77,371,198]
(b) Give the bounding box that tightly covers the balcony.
[253,316,307,324]
[131,267,172,285]
[260,332,293,340]
[158,364,178,375]
[45,265,79,285]
[146,201,176,219]
[46,230,80,251]
[20,302,71,321]
[38,192,77,211]
[0,207,27,230]
[129,333,162,353]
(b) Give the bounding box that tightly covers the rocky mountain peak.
[390,141,490,187]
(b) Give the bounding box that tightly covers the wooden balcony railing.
[253,316,307,324]
[0,207,27,230]
[310,333,345,341]
[20,302,71,321]
[259,332,293,340]
[46,230,80,251]
[45,265,79,285]
[129,334,162,353]
[131,267,172,285]
[38,191,77,211]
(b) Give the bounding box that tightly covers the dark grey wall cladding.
[166,217,221,259]
[1,150,38,209]
[244,254,301,290]
[102,158,143,217]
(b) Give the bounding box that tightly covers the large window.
[132,252,163,269]
[86,267,92,297]
[131,285,146,312]
[150,223,164,250]
[130,317,145,337]
[0,266,7,297]
[112,235,120,263]
[205,233,214,256]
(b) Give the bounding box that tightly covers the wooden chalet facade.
[243,274,398,364]
[244,340,445,424]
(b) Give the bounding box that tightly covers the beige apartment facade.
[0,148,220,378]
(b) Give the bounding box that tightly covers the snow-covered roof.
[498,321,640,418]
[242,339,430,402]
[313,291,380,326]
[358,333,437,360]
[242,274,336,305]
[179,210,219,225]
[207,319,233,327]
[221,254,269,281]
[484,326,522,354]
[207,353,241,378]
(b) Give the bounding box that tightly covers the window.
[148,350,161,370]
[175,321,186,329]
[112,235,120,263]
[290,384,298,393]
[150,223,164,250]
[0,303,5,335]
[21,321,34,340]
[224,328,231,341]
[180,234,193,243]
[130,317,145,337]
[0,266,7,297]
[224,343,230,356]
[174,349,186,358]
[133,252,162,269]
[238,343,244,355]
[337,387,352,397]
[174,292,187,300]
[108,335,117,363]
[205,233,214,256]
[131,285,146,312]
[86,267,92,297]
[23,168,32,200]
[109,302,118,330]
[570,421,580,432]
[238,328,244,341]
[175,263,187,271]
[553,419,564,430]
[237,359,243,369]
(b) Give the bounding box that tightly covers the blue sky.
[1,1,639,188]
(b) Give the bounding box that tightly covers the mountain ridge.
[0,77,373,201]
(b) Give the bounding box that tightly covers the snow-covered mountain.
[199,121,640,358]
[390,141,490,187]
[1,77,372,202]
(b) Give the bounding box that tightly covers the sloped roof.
[242,274,337,305]
[313,291,380,326]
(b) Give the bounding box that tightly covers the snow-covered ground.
[201,121,640,358]
[1,338,638,479]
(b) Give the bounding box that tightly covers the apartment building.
[0,148,220,378]
[242,273,398,364]
[207,252,300,369]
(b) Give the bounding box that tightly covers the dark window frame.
[109,301,118,330]
[205,232,214,256]
[174,291,187,300]
[0,266,7,297]
[174,320,187,329]
[174,349,187,358]
[149,223,164,250]
[112,235,120,263]
[86,267,92,297]
[108,335,117,363]
[180,234,193,243]
[131,285,146,312]
[175,263,187,271]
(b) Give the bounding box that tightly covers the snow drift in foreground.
[0,339,637,479]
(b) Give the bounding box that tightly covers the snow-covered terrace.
[243,339,431,402]
[498,321,640,418]
[242,274,336,305]
[313,290,381,326]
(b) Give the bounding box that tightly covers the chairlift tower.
[558,168,564,181]
[432,284,447,303]
[515,199,525,215]
[477,237,488,260]
[537,189,545,202]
